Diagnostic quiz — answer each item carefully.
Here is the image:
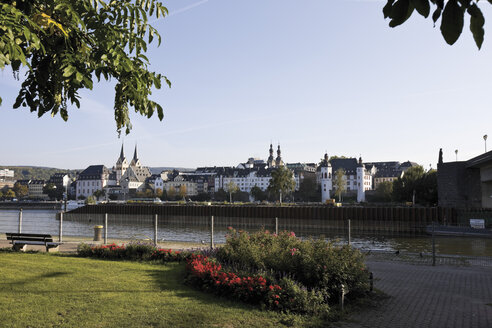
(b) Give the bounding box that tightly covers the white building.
[317,155,373,203]
[0,169,14,181]
[76,165,110,199]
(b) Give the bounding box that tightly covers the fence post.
[210,215,214,249]
[18,209,22,233]
[59,212,63,242]
[104,213,108,245]
[275,217,278,235]
[347,219,351,246]
[154,214,158,246]
[432,220,436,266]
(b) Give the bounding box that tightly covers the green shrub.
[216,229,369,304]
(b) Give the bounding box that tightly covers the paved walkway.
[338,259,492,328]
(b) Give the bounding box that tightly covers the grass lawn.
[0,252,326,328]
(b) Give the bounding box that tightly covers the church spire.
[119,143,125,161]
[130,144,141,167]
[275,144,284,167]
[133,144,138,162]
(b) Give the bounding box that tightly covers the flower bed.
[77,242,187,262]
[184,229,370,314]
[185,254,328,314]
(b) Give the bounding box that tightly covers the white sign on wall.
[470,219,485,229]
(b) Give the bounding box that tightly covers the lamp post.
[455,149,458,161]
[484,135,488,153]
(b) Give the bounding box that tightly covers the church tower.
[357,156,366,203]
[320,153,332,203]
[130,144,141,168]
[275,144,284,167]
[267,143,275,168]
[115,144,129,183]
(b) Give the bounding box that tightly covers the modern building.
[28,179,47,199]
[437,148,492,208]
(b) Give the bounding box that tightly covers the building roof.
[78,165,110,180]
[331,158,359,175]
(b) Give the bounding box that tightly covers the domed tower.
[275,144,284,167]
[267,143,275,168]
[357,156,366,202]
[320,153,332,203]
[115,144,128,183]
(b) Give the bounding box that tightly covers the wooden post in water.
[59,212,63,242]
[18,209,22,233]
[210,215,214,249]
[104,213,108,244]
[154,214,158,246]
[275,217,278,235]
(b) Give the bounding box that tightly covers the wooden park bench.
[6,233,61,252]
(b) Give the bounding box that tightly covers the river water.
[1,209,491,257]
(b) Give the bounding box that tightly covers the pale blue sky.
[1,0,491,169]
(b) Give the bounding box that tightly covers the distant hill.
[0,166,78,181]
[0,166,195,181]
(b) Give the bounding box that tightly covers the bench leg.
[13,244,27,252]
[47,245,60,253]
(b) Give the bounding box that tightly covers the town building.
[75,165,110,199]
[317,155,373,203]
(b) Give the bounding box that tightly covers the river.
[1,209,491,257]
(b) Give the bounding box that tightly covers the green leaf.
[432,7,442,25]
[388,0,415,27]
[63,65,76,77]
[440,0,464,45]
[468,4,484,49]
[75,71,83,83]
[412,0,430,18]
[383,0,395,18]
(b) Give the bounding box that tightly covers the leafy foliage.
[383,0,486,49]
[392,166,437,205]
[267,166,296,202]
[1,0,170,134]
[333,168,346,202]
[77,242,188,262]
[216,229,370,305]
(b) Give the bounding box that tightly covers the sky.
[1,0,492,170]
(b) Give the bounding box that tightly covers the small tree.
[167,186,176,200]
[333,168,346,202]
[267,166,296,204]
[155,188,163,199]
[13,183,28,198]
[250,185,267,202]
[226,181,239,203]
[376,181,393,202]
[93,189,105,201]
[86,195,96,205]
[5,190,15,199]
[179,185,187,200]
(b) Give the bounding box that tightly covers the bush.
[215,229,370,304]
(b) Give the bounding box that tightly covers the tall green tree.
[392,166,437,205]
[267,166,296,204]
[333,168,346,202]
[375,181,394,202]
[1,0,169,135]
[294,177,320,203]
[383,0,486,49]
